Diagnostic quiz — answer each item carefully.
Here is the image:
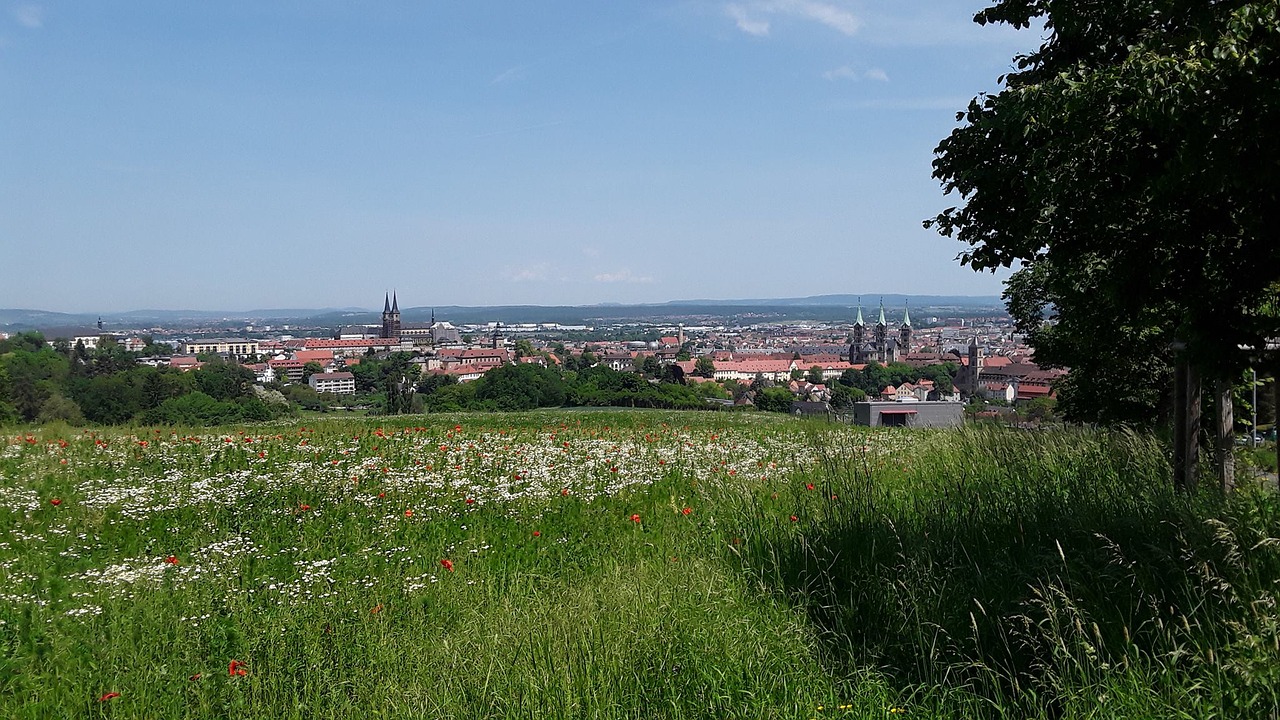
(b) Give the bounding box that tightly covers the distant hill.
[3,295,1007,332]
[664,294,1004,308]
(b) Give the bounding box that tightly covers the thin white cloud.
[771,0,860,36]
[593,270,653,284]
[490,65,526,85]
[823,65,889,82]
[724,4,769,36]
[13,4,42,28]
[822,65,858,81]
[727,1,860,38]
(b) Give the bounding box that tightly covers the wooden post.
[1216,378,1235,493]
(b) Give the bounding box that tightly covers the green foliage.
[36,393,83,425]
[929,0,1280,422]
[756,386,795,413]
[473,363,567,411]
[300,361,325,384]
[830,385,866,410]
[806,366,825,385]
[193,362,255,402]
[837,362,953,397]
[140,391,251,425]
[694,356,716,378]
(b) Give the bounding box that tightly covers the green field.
[2,412,1278,718]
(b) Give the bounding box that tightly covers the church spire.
[383,293,391,313]
[854,298,864,327]
[391,291,399,313]
[877,298,887,327]
[901,301,911,327]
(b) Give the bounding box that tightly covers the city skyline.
[1,2,1045,313]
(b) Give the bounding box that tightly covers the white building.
[181,339,261,359]
[309,371,356,395]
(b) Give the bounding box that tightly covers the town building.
[180,339,260,358]
[309,371,356,395]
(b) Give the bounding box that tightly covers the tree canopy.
[928,0,1280,423]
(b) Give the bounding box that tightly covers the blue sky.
[0,1,1043,313]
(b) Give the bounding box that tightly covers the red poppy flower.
[440,559,454,572]
[465,498,474,505]
[404,509,413,518]
[681,507,692,515]
[298,504,311,511]
[806,483,815,491]
[49,498,62,506]
[561,488,569,496]
[97,692,120,702]
[532,530,541,537]
[165,555,178,565]
[630,514,641,523]
[790,515,798,522]
[189,673,202,681]
[228,660,248,676]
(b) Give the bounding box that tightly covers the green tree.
[927,0,1280,432]
[0,344,70,422]
[756,387,795,413]
[640,355,662,378]
[37,393,84,425]
[193,362,255,402]
[830,385,867,411]
[806,366,825,385]
[301,361,325,384]
[694,356,716,378]
[474,363,566,411]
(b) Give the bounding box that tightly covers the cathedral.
[850,299,912,365]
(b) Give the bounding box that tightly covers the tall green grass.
[0,416,1276,718]
[726,425,1280,718]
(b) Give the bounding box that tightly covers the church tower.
[381,292,401,339]
[873,299,888,362]
[966,336,983,396]
[850,300,866,363]
[898,302,913,353]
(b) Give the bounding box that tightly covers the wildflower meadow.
[1,411,1277,718]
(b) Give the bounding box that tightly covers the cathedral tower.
[898,302,913,352]
[873,299,888,359]
[850,300,866,363]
